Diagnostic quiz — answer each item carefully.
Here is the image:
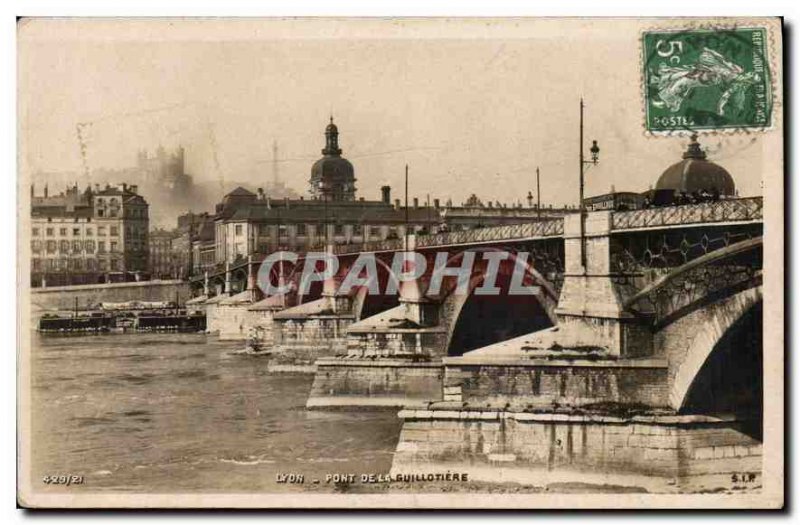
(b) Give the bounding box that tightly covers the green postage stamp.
[642,27,772,132]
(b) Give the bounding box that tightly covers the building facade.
[30,183,149,287]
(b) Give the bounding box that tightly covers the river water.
[30,333,403,493]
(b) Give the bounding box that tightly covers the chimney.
[44,184,48,198]
[381,185,391,204]
[433,198,440,209]
[413,197,419,209]
[129,185,138,194]
[257,187,265,200]
[394,198,400,209]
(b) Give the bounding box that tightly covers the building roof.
[225,186,257,197]
[655,134,736,196]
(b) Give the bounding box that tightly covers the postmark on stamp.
[642,27,772,133]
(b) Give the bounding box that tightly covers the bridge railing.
[611,197,763,231]
[414,219,564,249]
[333,238,406,255]
[334,219,565,254]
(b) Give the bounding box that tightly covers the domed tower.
[655,133,736,196]
[309,117,357,201]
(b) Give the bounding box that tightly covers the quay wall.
[391,409,762,492]
[30,280,190,314]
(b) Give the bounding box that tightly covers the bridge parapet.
[414,218,564,249]
[611,197,763,231]
[334,218,565,255]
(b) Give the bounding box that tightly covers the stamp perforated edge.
[638,19,782,137]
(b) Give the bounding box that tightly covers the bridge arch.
[668,286,762,413]
[229,266,249,293]
[431,248,559,357]
[349,255,402,321]
[625,236,762,329]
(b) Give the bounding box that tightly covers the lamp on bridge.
[590,140,600,164]
[579,98,601,269]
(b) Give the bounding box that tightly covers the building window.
[31,240,41,253]
[353,224,363,235]
[72,241,82,252]
[98,226,106,235]
[59,228,67,236]
[32,228,39,236]
[110,241,118,253]
[110,259,119,271]
[98,209,104,217]
[235,224,243,236]
[59,240,70,252]
[73,228,80,236]
[46,259,57,271]
[46,228,53,237]
[296,224,307,236]
[110,226,118,236]
[86,228,93,236]
[334,224,344,235]
[46,241,56,253]
[98,241,106,253]
[85,240,95,252]
[109,209,118,218]
[32,258,41,271]
[87,259,97,271]
[99,259,107,271]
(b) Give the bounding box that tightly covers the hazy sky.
[19,18,768,208]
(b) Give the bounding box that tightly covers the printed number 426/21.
[43,475,84,485]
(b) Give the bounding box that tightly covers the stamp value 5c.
[642,27,772,132]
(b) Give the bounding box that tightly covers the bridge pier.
[541,212,652,358]
[307,242,449,408]
[269,246,358,371]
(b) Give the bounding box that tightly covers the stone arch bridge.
[192,198,763,422]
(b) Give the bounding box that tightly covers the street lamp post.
[536,166,541,221]
[578,98,600,269]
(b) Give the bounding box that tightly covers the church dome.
[309,117,357,201]
[655,134,736,196]
[310,156,354,187]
